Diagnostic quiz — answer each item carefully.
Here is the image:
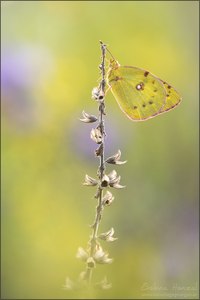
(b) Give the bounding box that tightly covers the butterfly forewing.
[108,66,167,121]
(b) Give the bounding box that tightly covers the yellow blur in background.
[1,1,199,299]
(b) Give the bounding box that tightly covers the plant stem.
[88,41,107,284]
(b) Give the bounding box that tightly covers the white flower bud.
[90,127,102,144]
[95,277,112,290]
[92,87,100,100]
[106,150,127,165]
[101,174,110,187]
[95,143,103,157]
[93,246,113,264]
[80,110,98,123]
[98,228,118,242]
[102,191,114,206]
[83,174,98,186]
[76,247,89,261]
[87,257,96,268]
[63,277,75,290]
[107,170,117,181]
[107,170,126,188]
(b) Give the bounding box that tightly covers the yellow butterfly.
[107,58,181,121]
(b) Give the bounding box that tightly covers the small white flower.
[102,191,114,206]
[90,127,102,144]
[80,110,98,123]
[107,170,117,181]
[98,228,118,242]
[95,143,103,157]
[107,170,126,189]
[63,277,75,290]
[95,277,112,290]
[76,247,89,261]
[92,87,100,100]
[83,174,98,186]
[106,150,127,165]
[101,174,110,187]
[93,246,113,264]
[87,257,96,268]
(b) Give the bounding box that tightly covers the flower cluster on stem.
[64,41,126,290]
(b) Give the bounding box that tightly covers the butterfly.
[107,58,181,121]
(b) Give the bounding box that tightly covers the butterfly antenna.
[106,47,117,62]
[99,40,117,62]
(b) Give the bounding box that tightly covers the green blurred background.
[1,1,199,299]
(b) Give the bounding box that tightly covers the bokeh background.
[1,1,199,299]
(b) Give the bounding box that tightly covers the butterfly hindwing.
[159,80,181,113]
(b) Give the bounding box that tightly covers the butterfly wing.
[159,80,181,113]
[107,66,167,121]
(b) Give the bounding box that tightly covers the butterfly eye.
[136,82,144,91]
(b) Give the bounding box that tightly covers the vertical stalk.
[66,40,125,291]
[88,41,107,284]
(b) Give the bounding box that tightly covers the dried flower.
[80,110,98,123]
[98,90,105,100]
[87,257,96,268]
[111,182,126,189]
[92,87,100,100]
[91,86,105,101]
[83,174,98,186]
[98,228,118,242]
[100,171,125,188]
[107,170,117,181]
[76,247,89,261]
[95,143,103,157]
[101,174,110,187]
[95,277,112,290]
[93,246,113,264]
[102,191,114,206]
[90,127,102,144]
[108,170,126,189]
[63,277,75,290]
[106,150,127,165]
[70,41,127,289]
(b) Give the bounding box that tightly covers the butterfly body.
[107,60,181,121]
